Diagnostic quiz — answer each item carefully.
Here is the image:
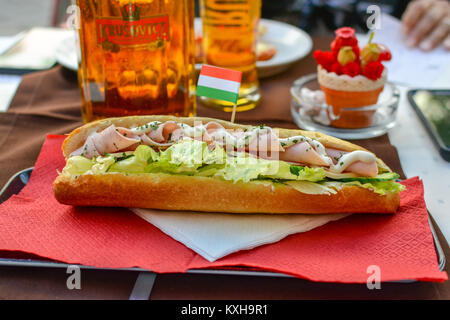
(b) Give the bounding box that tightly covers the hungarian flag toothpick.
[196,64,242,123]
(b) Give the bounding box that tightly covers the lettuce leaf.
[334,172,400,184]
[211,153,326,183]
[322,180,406,195]
[90,156,116,174]
[287,165,326,182]
[214,156,275,183]
[135,144,159,163]
[62,139,404,194]
[109,156,144,174]
[63,155,115,175]
[351,180,406,195]
[145,139,226,175]
[285,180,338,195]
[160,138,205,169]
[63,156,93,175]
[109,145,158,174]
[195,164,226,177]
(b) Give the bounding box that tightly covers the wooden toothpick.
[230,103,237,123]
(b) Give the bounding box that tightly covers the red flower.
[363,61,384,80]
[334,27,358,45]
[331,62,342,75]
[330,39,339,57]
[341,61,362,77]
[335,27,356,40]
[352,45,360,59]
[313,50,336,72]
[334,36,358,48]
[377,45,392,61]
[331,28,358,57]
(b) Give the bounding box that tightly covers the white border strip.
[197,74,240,93]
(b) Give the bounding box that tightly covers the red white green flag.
[196,65,242,104]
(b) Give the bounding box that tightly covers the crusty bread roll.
[53,116,400,214]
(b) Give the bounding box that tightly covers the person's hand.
[401,0,450,51]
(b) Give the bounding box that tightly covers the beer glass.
[199,0,261,112]
[76,0,196,123]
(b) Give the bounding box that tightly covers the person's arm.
[401,0,450,51]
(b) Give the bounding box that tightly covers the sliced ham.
[325,148,345,164]
[70,134,100,158]
[149,121,178,142]
[279,142,329,166]
[204,121,225,134]
[162,122,181,141]
[200,121,223,144]
[247,131,284,160]
[70,125,139,158]
[70,121,379,178]
[140,134,173,148]
[91,125,140,155]
[345,161,378,177]
[248,130,283,151]
[140,121,181,147]
[326,148,378,177]
[169,127,184,142]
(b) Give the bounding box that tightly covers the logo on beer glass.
[122,2,140,21]
[95,3,170,50]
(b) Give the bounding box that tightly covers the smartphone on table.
[407,89,450,161]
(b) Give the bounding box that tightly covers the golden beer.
[199,0,261,112]
[76,0,196,123]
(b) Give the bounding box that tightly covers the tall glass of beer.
[199,0,261,112]
[76,0,196,123]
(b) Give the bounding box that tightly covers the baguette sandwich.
[53,115,405,214]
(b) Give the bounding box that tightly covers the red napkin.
[0,135,446,283]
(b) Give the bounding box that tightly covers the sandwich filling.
[62,121,405,196]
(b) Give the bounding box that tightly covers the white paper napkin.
[131,208,350,262]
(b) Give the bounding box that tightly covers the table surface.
[0,35,448,300]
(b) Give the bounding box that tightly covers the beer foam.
[317,65,387,92]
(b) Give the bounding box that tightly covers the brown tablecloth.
[0,36,448,299]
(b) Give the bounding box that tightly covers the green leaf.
[135,145,159,163]
[340,180,406,195]
[333,172,400,184]
[287,165,327,182]
[91,156,116,174]
[63,156,93,175]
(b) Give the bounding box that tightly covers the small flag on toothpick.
[196,64,242,123]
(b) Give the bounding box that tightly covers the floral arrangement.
[313,27,391,80]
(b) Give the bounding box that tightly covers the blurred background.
[261,0,409,33]
[0,0,55,36]
[0,0,410,36]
